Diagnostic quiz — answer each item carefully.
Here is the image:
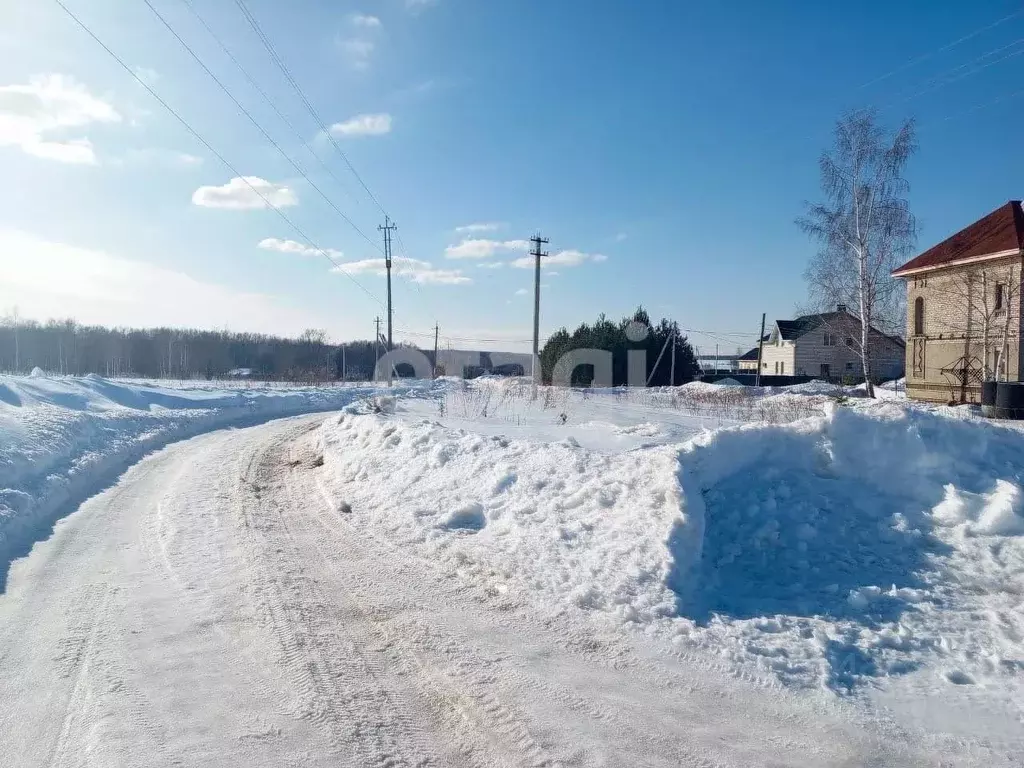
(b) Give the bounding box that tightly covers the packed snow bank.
[0,374,404,589]
[317,399,1024,702]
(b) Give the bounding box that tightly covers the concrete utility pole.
[529,234,549,390]
[378,216,397,354]
[433,323,439,379]
[374,316,381,381]
[755,312,766,387]
[670,328,676,386]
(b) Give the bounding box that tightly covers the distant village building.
[755,310,904,381]
[696,353,740,374]
[892,200,1024,403]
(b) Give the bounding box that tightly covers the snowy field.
[0,372,431,589]
[2,372,1023,762]
[319,377,1024,759]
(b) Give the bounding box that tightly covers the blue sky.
[2,0,1024,354]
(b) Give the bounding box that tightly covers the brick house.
[892,200,1024,403]
[756,309,905,380]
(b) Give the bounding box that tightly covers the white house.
[757,307,905,380]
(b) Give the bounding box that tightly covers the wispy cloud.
[334,256,470,285]
[514,288,528,296]
[455,222,505,234]
[406,0,438,11]
[258,238,342,259]
[117,147,203,168]
[615,232,628,242]
[510,249,607,269]
[0,74,121,165]
[192,177,297,209]
[0,230,329,336]
[445,238,530,259]
[476,262,504,269]
[329,113,392,137]
[339,38,375,70]
[350,13,381,27]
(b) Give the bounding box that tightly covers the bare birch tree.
[798,111,917,397]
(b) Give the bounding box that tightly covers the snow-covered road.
[0,414,917,767]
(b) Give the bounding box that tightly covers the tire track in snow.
[291,431,723,768]
[231,424,440,767]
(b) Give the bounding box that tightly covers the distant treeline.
[540,307,700,386]
[0,318,389,382]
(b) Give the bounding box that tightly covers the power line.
[176,0,358,205]
[52,0,386,311]
[231,0,388,217]
[859,8,1024,89]
[226,0,443,332]
[140,0,382,256]
[884,35,1024,108]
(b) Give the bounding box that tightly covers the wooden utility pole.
[433,323,439,379]
[755,312,766,387]
[378,217,397,354]
[529,234,549,391]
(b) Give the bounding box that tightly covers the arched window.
[913,296,924,336]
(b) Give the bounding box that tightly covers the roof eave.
[892,247,1022,278]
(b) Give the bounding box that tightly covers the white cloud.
[455,222,505,234]
[333,256,470,285]
[339,38,375,70]
[192,176,297,209]
[445,238,530,259]
[547,271,560,277]
[23,137,96,164]
[476,262,504,269]
[329,113,392,137]
[406,0,438,10]
[0,74,121,164]
[509,249,607,268]
[258,238,342,260]
[350,13,381,27]
[514,288,528,296]
[0,230,330,336]
[118,147,203,168]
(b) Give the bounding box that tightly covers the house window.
[845,337,854,347]
[996,283,1006,312]
[845,362,853,371]
[780,362,785,375]
[774,361,779,374]
[913,297,924,336]
[820,363,831,379]
[824,332,835,346]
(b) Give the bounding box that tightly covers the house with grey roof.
[756,306,905,381]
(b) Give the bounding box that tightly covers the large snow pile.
[0,374,405,587]
[317,399,1024,710]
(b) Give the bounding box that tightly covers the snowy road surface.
[0,415,917,767]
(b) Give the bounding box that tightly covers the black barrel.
[994,382,1024,419]
[982,381,998,406]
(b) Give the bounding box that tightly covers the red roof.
[892,201,1024,275]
